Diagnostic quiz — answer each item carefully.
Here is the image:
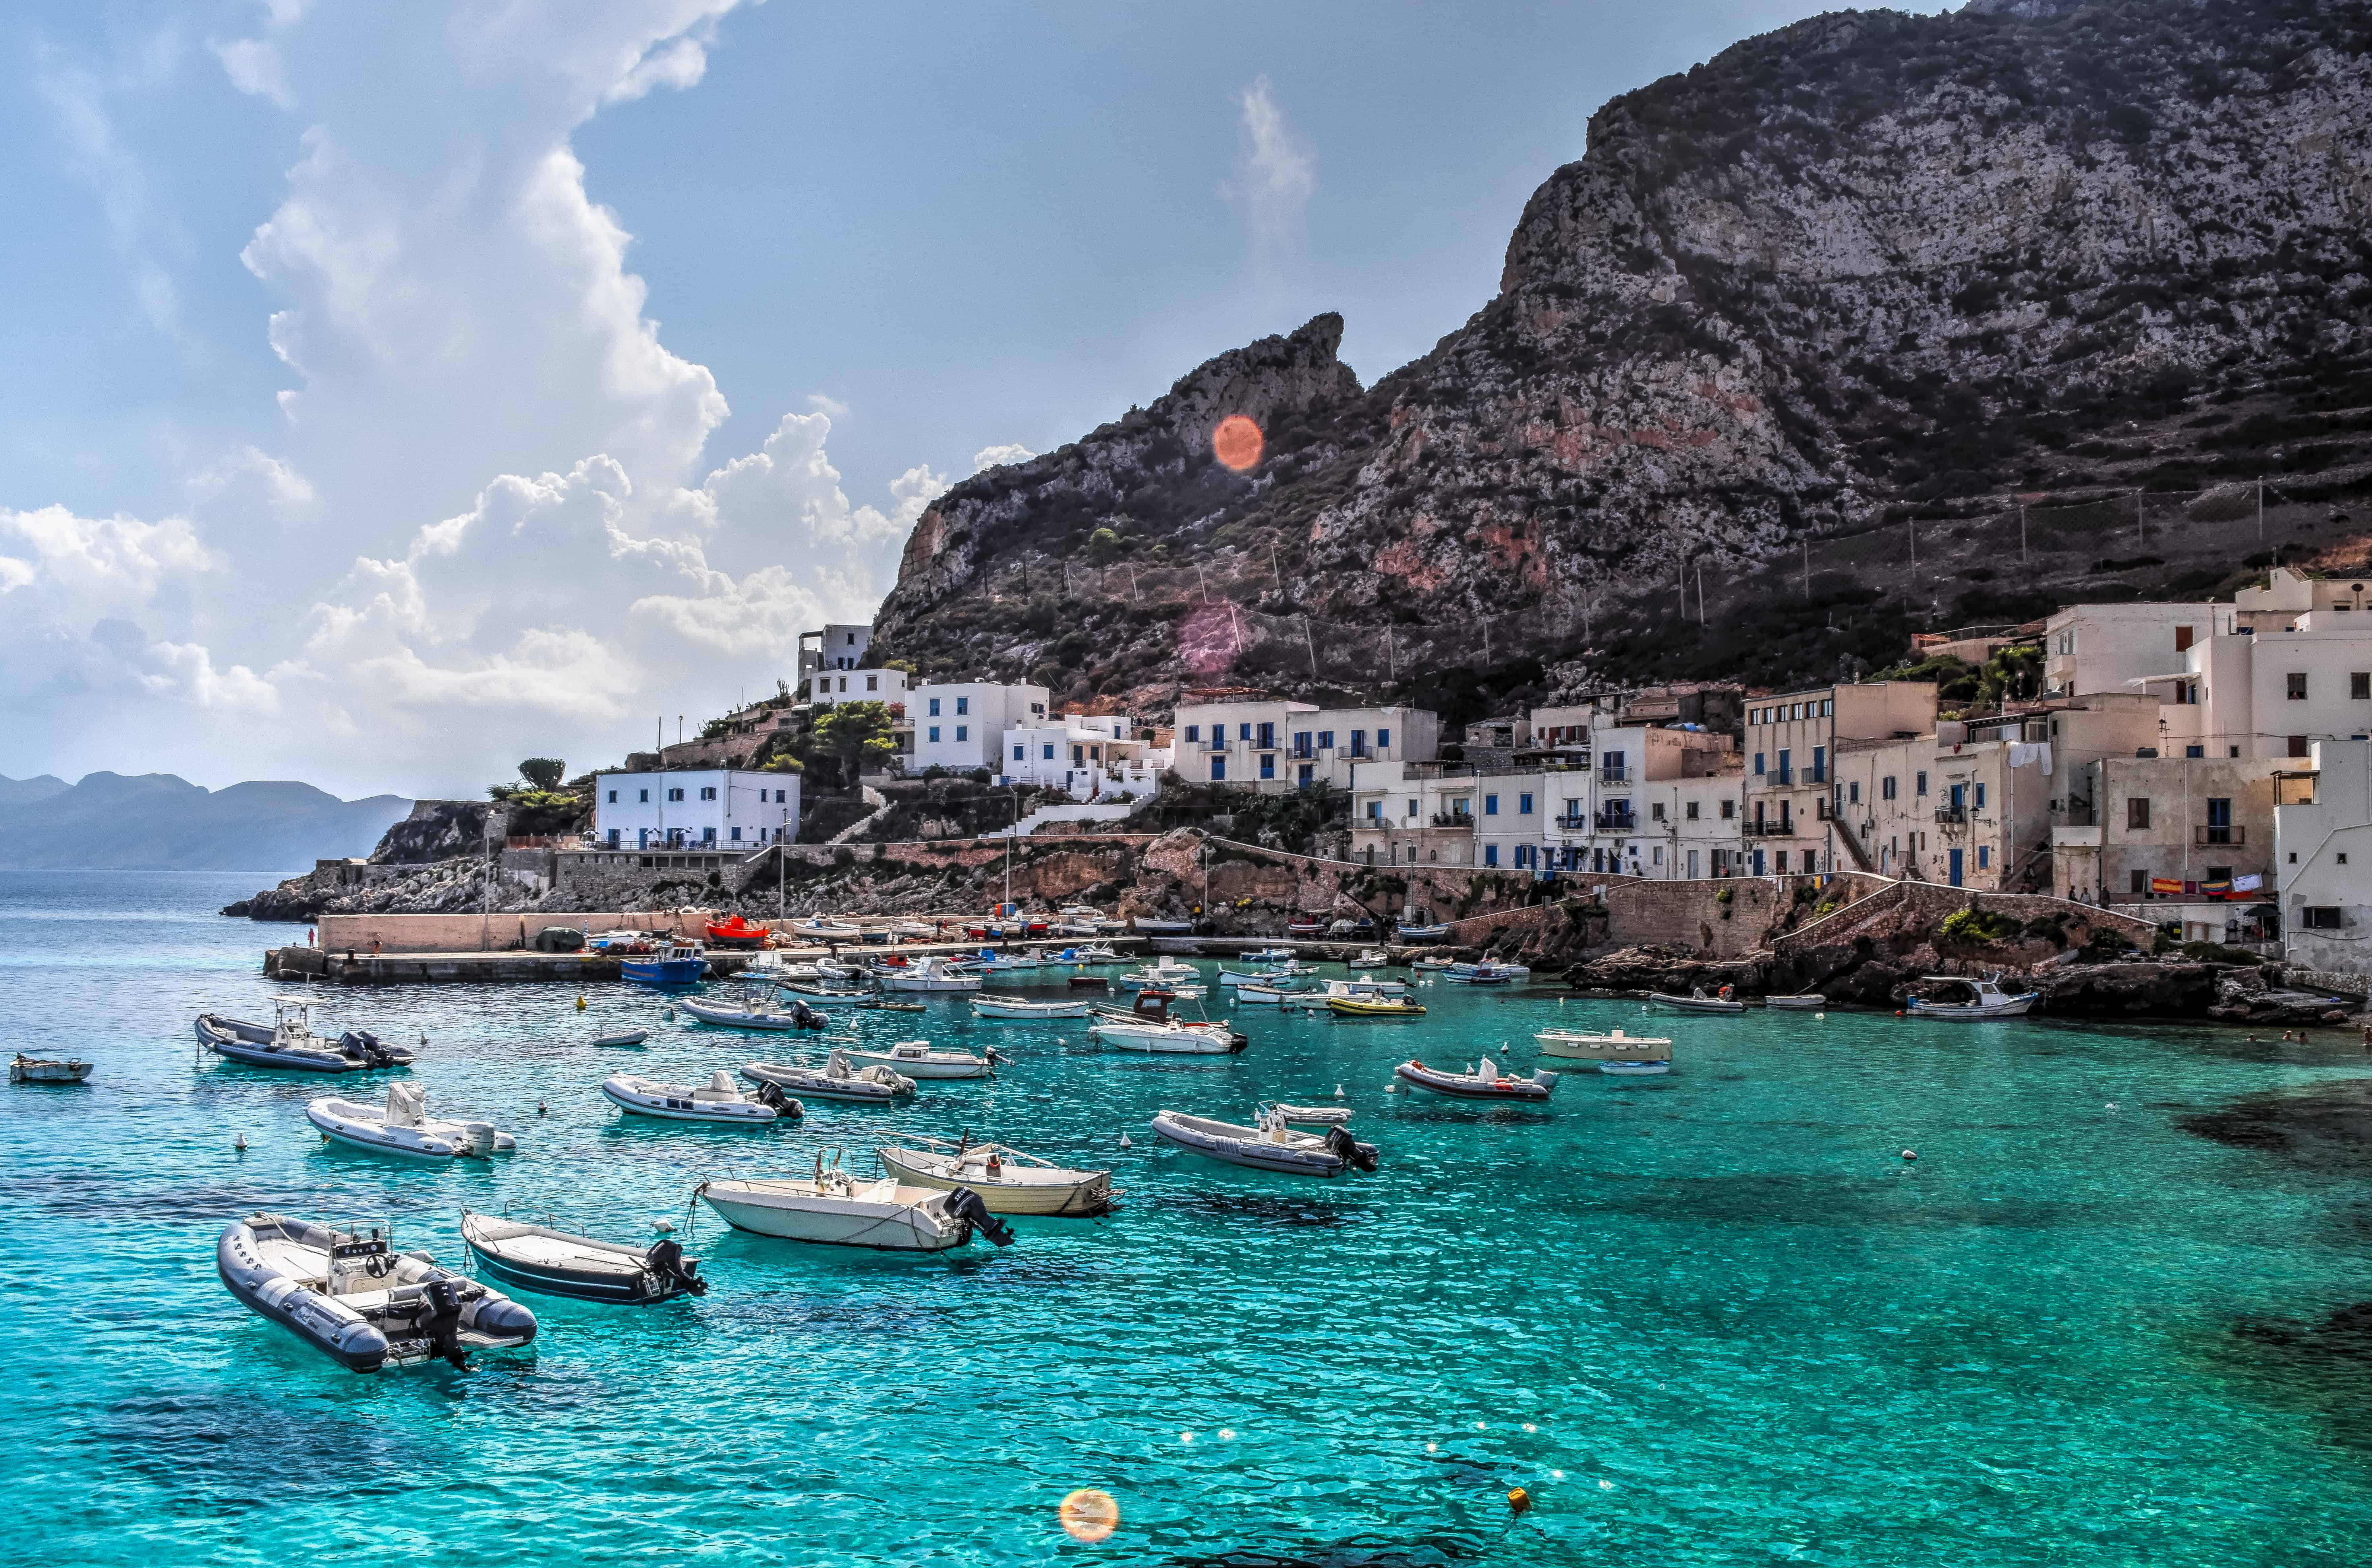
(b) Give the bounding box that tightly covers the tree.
[804,700,898,788]
[519,757,566,791]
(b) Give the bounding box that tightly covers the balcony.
[1599,768,1630,785]
[1742,819,1796,837]
[1767,768,1794,785]
[1595,810,1637,833]
[1554,813,1589,830]
[2194,824,2245,845]
[1430,812,1474,828]
[1935,804,1968,825]
[1803,766,1828,784]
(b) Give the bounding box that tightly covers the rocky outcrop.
[871,0,2372,698]
[370,800,499,864]
[1566,945,1770,996]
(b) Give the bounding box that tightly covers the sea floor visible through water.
[10,869,2372,1566]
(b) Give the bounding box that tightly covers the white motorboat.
[876,1137,1114,1216]
[1396,922,1453,944]
[1445,961,1529,984]
[839,1040,999,1079]
[1907,974,2040,1020]
[1649,988,1746,1014]
[1127,916,1194,934]
[601,1070,797,1123]
[460,1212,706,1304]
[217,1214,535,1372]
[740,1052,915,1103]
[590,1029,649,1048]
[812,957,867,980]
[1089,990,1247,1054]
[1149,1107,1376,1176]
[1349,949,1390,967]
[892,918,937,940]
[1409,954,1458,971]
[679,993,832,1032]
[880,956,984,993]
[1765,993,1829,1010]
[787,916,864,941]
[1266,1101,1354,1126]
[1239,946,1297,962]
[697,1162,1012,1251]
[11,1052,92,1084]
[1233,981,1313,1005]
[1117,960,1201,990]
[306,1083,517,1160]
[1535,1027,1673,1071]
[976,950,1043,974]
[1394,1056,1557,1102]
[195,997,415,1072]
[731,950,795,979]
[970,994,1091,1019]
[1062,943,1122,963]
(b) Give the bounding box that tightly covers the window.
[2185,745,2204,758]
[1822,699,1834,717]
[1484,845,1499,867]
[700,786,717,800]
[928,726,940,742]
[1211,757,1226,781]
[1686,800,1700,820]
[1239,724,1252,740]
[1257,722,1275,750]
[638,789,649,802]
[1351,729,1369,757]
[956,697,970,715]
[1073,746,1086,766]
[1013,745,1026,762]
[1293,731,1313,757]
[1316,730,1334,750]
[838,677,848,693]
[1775,850,1789,872]
[2128,797,2151,829]
[1484,795,1499,816]
[667,787,684,802]
[1184,725,1199,742]
[1881,776,1896,801]
[955,725,968,742]
[702,828,715,843]
[730,827,742,842]
[1719,800,1735,820]
[1298,763,1314,786]
[2175,625,2194,652]
[1259,754,1275,779]
[1651,802,1666,821]
[1977,845,1990,868]
[607,790,617,803]
[1973,783,1986,810]
[1916,771,1929,796]
[1753,752,1765,776]
[775,790,787,804]
[1406,799,1418,818]
[2290,735,2311,758]
[928,697,941,716]
[2305,906,2344,930]
[1519,793,1534,815]
[1366,800,1383,821]
[1376,728,1390,749]
[866,675,879,691]
[2289,673,2308,700]
[2342,853,2352,866]
[1043,744,1055,760]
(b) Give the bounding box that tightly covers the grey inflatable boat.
[217,1213,535,1372]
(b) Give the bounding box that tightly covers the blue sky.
[0,1,1945,798]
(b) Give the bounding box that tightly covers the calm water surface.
[10,869,2372,1565]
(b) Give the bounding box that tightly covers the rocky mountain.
[0,773,70,810]
[0,772,412,871]
[874,0,2372,709]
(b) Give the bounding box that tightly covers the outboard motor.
[456,1121,497,1158]
[422,1277,470,1369]
[791,1000,827,1030]
[1324,1127,1380,1172]
[338,1029,391,1066]
[944,1186,1015,1247]
[643,1238,708,1297]
[752,1081,804,1118]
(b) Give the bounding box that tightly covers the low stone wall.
[316,910,704,954]
[1604,874,1887,959]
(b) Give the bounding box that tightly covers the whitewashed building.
[1173,699,1440,791]
[593,769,799,850]
[998,713,1168,800]
[806,667,909,708]
[909,681,1052,773]
[2275,737,2372,974]
[800,623,872,677]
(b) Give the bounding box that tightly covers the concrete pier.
[264,936,1151,986]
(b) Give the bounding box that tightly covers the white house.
[1172,699,1440,791]
[593,769,799,850]
[807,667,909,708]
[800,623,872,677]
[909,681,1052,773]
[2275,737,2372,975]
[998,713,1168,799]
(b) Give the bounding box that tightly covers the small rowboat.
[970,994,1091,1019]
[1535,1027,1672,1071]
[679,994,830,1031]
[697,1165,1011,1251]
[460,1212,706,1305]
[1765,994,1828,1011]
[307,1084,516,1160]
[1117,961,1200,990]
[590,1029,650,1048]
[10,1053,92,1084]
[1394,1057,1556,1102]
[1239,946,1297,961]
[1328,993,1425,1018]
[1906,974,2040,1019]
[704,915,771,949]
[740,1052,915,1103]
[1348,949,1390,967]
[786,916,863,941]
[856,997,928,1012]
[876,1137,1114,1216]
[1396,922,1453,944]
[839,1040,999,1079]
[1409,955,1457,971]
[1649,989,1746,1014]
[1150,1108,1377,1176]
[601,1070,796,1123]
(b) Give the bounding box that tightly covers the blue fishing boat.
[620,940,708,986]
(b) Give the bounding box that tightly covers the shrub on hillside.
[1941,906,2023,944]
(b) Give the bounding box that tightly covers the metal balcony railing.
[1803,766,1828,784]
[1595,811,1637,833]
[1431,812,1474,828]
[1599,768,1629,785]
[1935,804,1968,825]
[1767,768,1794,785]
[2195,824,2245,845]
[1742,819,1795,836]
[1554,813,1589,829]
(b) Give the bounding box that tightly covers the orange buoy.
[1508,1487,1532,1515]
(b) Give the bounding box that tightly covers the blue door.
[1948,847,1964,886]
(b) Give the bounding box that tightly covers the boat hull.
[10,1057,92,1083]
[839,1050,990,1079]
[1089,1022,1245,1054]
[697,1181,972,1251]
[460,1215,697,1305]
[1148,1112,1364,1176]
[1765,995,1828,1010]
[1394,1061,1555,1101]
[621,957,707,985]
[600,1077,781,1123]
[969,998,1090,1019]
[876,1149,1112,1216]
[1647,993,1746,1014]
[679,1000,812,1031]
[1908,998,2038,1019]
[218,1214,535,1373]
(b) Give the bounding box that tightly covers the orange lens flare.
[1212,415,1264,472]
[1059,1488,1120,1543]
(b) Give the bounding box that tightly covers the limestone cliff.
[873,0,2372,702]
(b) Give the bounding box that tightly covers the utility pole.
[1909,516,1917,570]
[1129,565,1141,602]
[2020,504,2028,563]
[1303,615,1320,678]
[1802,539,1810,599]
[1386,626,1396,683]
[1197,564,1210,602]
[2257,478,2265,543]
[481,810,493,953]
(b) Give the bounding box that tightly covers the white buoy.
[538,1100,548,1116]
[1386,1080,1402,1094]
[652,1219,675,1234]
[1334,1083,1345,1098]
[233,1132,248,1152]
[1119,1132,1134,1148]
[1900,1148,1917,1161]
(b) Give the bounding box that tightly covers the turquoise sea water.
[12,869,2372,1565]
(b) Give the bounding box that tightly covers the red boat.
[704,915,771,949]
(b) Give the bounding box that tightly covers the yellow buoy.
[1508,1487,1532,1515]
[576,994,587,1010]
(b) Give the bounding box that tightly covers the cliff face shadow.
[2181,1079,2372,1172]
[2214,1301,2372,1455]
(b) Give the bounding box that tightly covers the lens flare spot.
[1473,1422,1486,1431]
[1212,414,1264,472]
[1425,1441,1438,1454]
[1522,1423,1538,1433]
[1179,1431,1195,1444]
[1060,1489,1120,1543]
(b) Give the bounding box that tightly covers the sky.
[0,0,1951,801]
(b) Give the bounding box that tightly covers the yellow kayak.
[1327,996,1425,1017]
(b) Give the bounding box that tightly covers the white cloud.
[972,442,1036,473]
[1229,75,1316,255]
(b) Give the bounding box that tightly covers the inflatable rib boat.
[217,1213,535,1372]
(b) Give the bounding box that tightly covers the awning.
[2125,672,2194,686]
